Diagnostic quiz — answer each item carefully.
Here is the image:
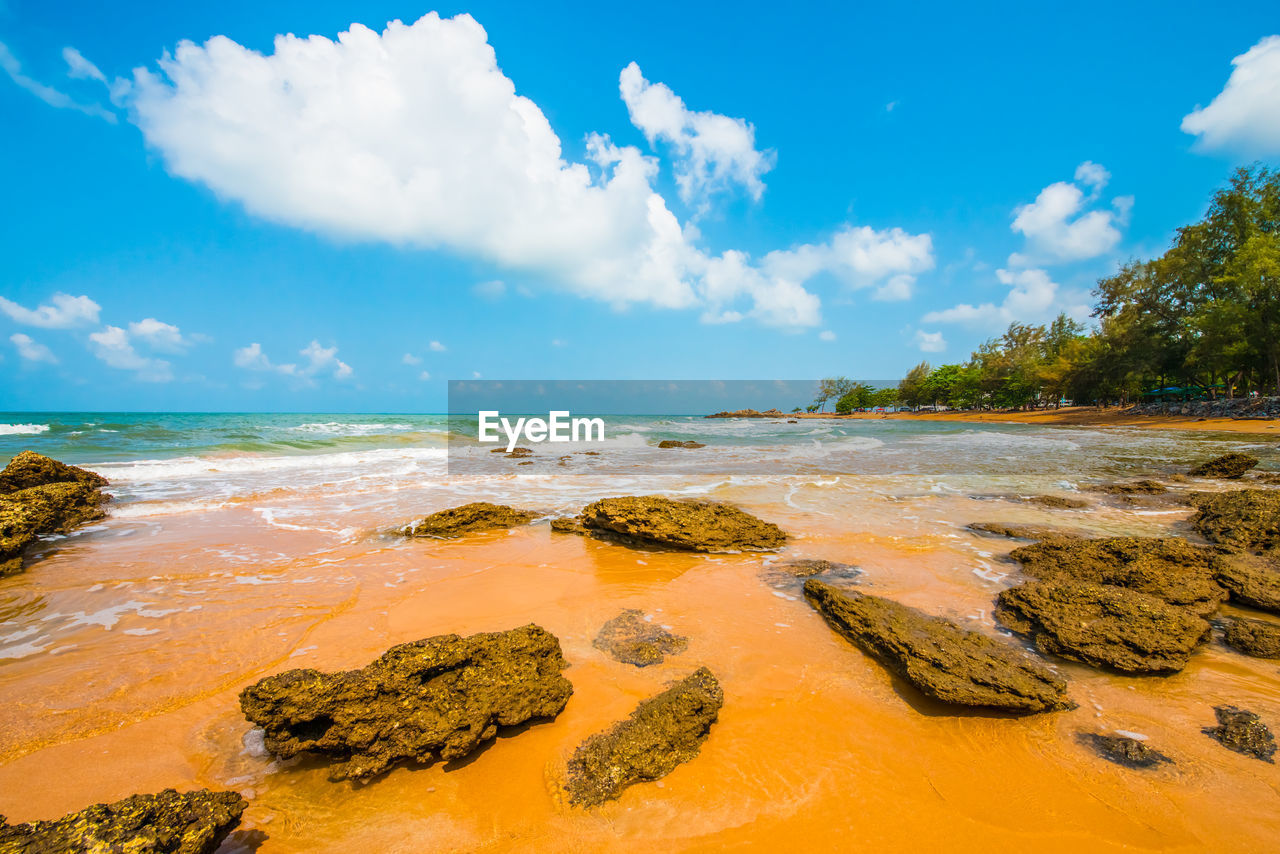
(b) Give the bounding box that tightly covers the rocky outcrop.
[967,522,1083,541]
[1222,615,1280,658]
[1214,553,1280,613]
[1189,490,1280,552]
[593,610,688,667]
[1127,396,1280,420]
[705,409,784,418]
[572,496,786,552]
[0,788,246,854]
[1190,453,1259,479]
[759,558,861,590]
[0,452,110,577]
[1079,733,1171,769]
[1027,495,1089,509]
[656,440,706,449]
[404,502,535,538]
[1204,706,1276,762]
[1093,480,1168,495]
[564,668,723,807]
[803,580,1070,712]
[240,625,573,781]
[995,580,1210,674]
[1008,537,1225,616]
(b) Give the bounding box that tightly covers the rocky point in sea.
[1189,453,1259,479]
[1221,615,1280,658]
[593,610,688,667]
[1188,490,1280,613]
[967,522,1084,541]
[0,788,247,854]
[240,624,573,781]
[403,502,535,538]
[1078,733,1172,769]
[1203,706,1276,762]
[0,451,110,577]
[995,579,1210,674]
[656,440,705,449]
[564,667,724,807]
[563,495,787,553]
[803,580,1071,713]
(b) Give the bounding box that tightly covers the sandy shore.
[787,406,1280,435]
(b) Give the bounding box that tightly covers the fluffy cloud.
[914,330,946,352]
[1008,163,1131,266]
[234,340,352,384]
[63,47,107,83]
[1182,35,1280,155]
[922,268,1071,328]
[762,226,934,301]
[10,333,58,364]
[401,352,422,365]
[0,292,101,328]
[128,317,192,353]
[88,326,172,381]
[429,340,447,352]
[0,40,115,121]
[619,62,774,211]
[118,13,931,329]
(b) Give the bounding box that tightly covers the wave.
[288,422,418,436]
[94,446,447,484]
[0,423,50,435]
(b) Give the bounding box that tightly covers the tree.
[898,361,932,409]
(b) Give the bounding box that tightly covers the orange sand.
[794,406,1280,435]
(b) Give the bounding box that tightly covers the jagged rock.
[967,522,1083,541]
[240,624,573,780]
[1094,480,1168,495]
[0,788,246,854]
[996,580,1210,674]
[1189,490,1280,552]
[404,502,534,538]
[759,558,861,589]
[705,409,784,419]
[549,517,585,534]
[574,496,786,552]
[1214,552,1280,613]
[506,447,534,459]
[1008,537,1225,615]
[803,580,1070,712]
[656,440,705,449]
[1079,733,1172,769]
[1190,453,1259,479]
[0,453,110,577]
[1028,495,1089,509]
[1203,706,1276,762]
[564,668,723,806]
[1222,615,1280,658]
[593,610,688,667]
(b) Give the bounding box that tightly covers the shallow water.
[2,414,1279,851]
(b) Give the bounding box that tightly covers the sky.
[1,0,1278,412]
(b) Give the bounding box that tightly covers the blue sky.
[1,0,1277,411]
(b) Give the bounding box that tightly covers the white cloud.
[429,340,447,352]
[762,225,935,301]
[818,330,836,341]
[0,292,100,328]
[914,330,946,352]
[1008,163,1130,265]
[922,268,1064,328]
[0,40,115,121]
[88,326,172,381]
[235,340,352,384]
[1182,35,1280,155]
[10,333,57,364]
[119,13,928,329]
[128,317,191,353]
[473,279,506,300]
[619,61,774,212]
[418,370,431,381]
[63,46,106,83]
[402,352,422,365]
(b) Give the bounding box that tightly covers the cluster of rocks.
[656,440,705,449]
[1127,396,1280,420]
[1,451,110,577]
[704,409,785,419]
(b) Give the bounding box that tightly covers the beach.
[2,413,1279,851]
[796,405,1280,436]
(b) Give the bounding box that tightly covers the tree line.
[812,166,1280,413]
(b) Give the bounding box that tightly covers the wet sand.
[800,406,1280,436]
[3,473,1279,852]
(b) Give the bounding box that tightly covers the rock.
[995,580,1210,674]
[1189,490,1280,552]
[1007,537,1225,616]
[240,624,573,780]
[1079,733,1172,769]
[1094,480,1168,495]
[1203,706,1276,762]
[1214,552,1280,613]
[506,447,534,458]
[803,580,1070,712]
[1221,615,1280,658]
[0,788,246,854]
[656,440,706,449]
[786,419,798,423]
[1190,453,1259,479]
[759,559,861,589]
[405,502,534,538]
[1028,495,1089,509]
[967,522,1083,541]
[574,496,786,552]
[705,409,784,419]
[549,517,586,535]
[564,667,723,806]
[0,453,110,577]
[592,610,688,667]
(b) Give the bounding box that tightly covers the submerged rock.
[405,502,535,538]
[593,610,688,667]
[656,440,706,449]
[574,496,786,552]
[565,667,723,806]
[1203,706,1276,762]
[240,624,573,780]
[0,452,110,577]
[1094,480,1168,495]
[0,788,246,854]
[1222,615,1280,658]
[1079,733,1172,769]
[803,580,1070,712]
[1028,495,1089,509]
[1190,453,1259,479]
[549,517,586,535]
[1189,490,1280,552]
[995,579,1210,674]
[759,558,861,590]
[1008,537,1225,615]
[967,522,1083,541]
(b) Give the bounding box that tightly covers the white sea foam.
[0,423,49,435]
[288,421,416,436]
